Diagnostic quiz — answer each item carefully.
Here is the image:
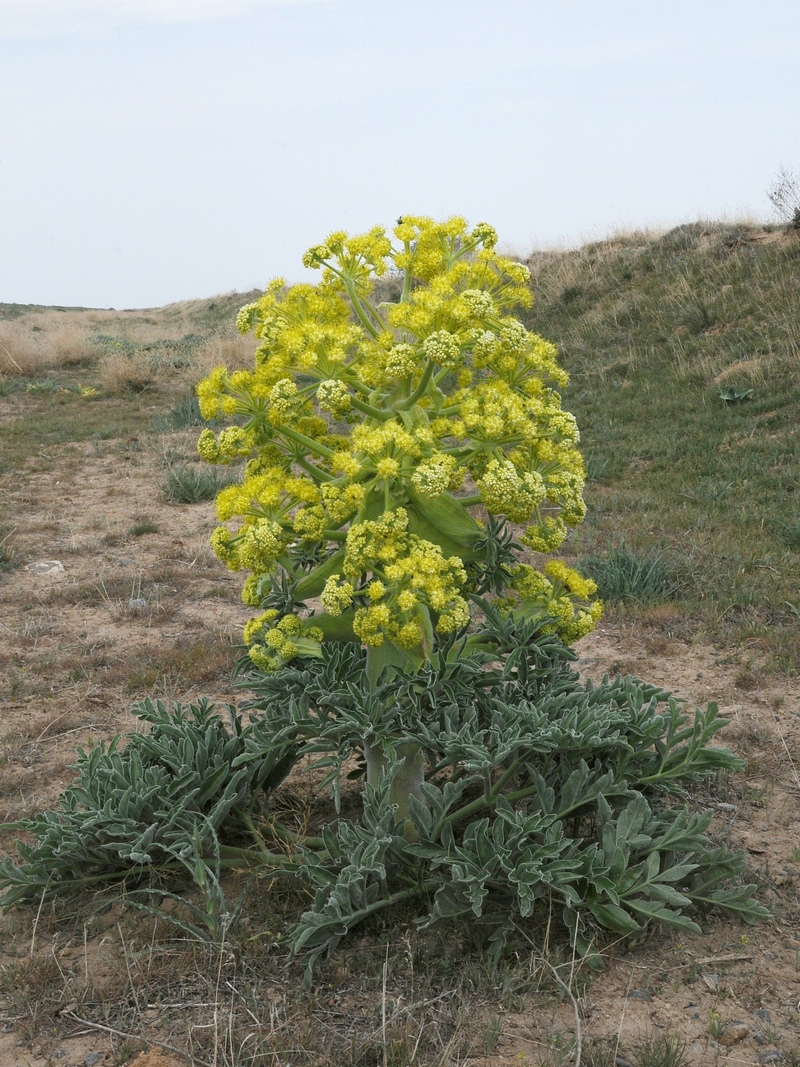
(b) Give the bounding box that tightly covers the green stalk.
[396,359,435,411]
[237,810,325,853]
[344,278,381,339]
[434,758,527,837]
[349,378,375,398]
[350,395,393,421]
[323,882,437,929]
[280,425,336,459]
[237,810,278,861]
[357,294,388,332]
[217,844,302,869]
[314,259,379,339]
[296,456,334,483]
[400,255,412,302]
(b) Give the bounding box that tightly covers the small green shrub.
[25,377,61,393]
[153,392,205,431]
[161,461,238,504]
[127,519,160,537]
[580,542,675,604]
[718,386,753,404]
[633,1030,690,1067]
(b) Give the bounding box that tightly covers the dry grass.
[0,299,254,395]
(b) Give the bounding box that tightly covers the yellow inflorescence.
[331,507,469,646]
[195,215,601,666]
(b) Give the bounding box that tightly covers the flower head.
[195,215,596,668]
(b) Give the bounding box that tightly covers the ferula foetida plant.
[196,215,601,675]
[0,218,764,974]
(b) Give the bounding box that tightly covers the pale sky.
[1,0,798,309]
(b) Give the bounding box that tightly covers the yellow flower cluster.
[197,426,254,463]
[477,459,546,524]
[243,610,324,672]
[320,508,469,647]
[195,215,600,669]
[509,562,603,644]
[316,379,352,418]
[410,452,460,498]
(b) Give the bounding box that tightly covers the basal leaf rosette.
[196,216,601,669]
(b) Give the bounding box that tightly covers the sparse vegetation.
[525,221,800,669]
[152,390,206,431]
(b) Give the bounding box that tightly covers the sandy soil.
[1,429,799,1066]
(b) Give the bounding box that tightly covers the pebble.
[755,1009,772,1022]
[627,988,652,1001]
[719,1023,749,1046]
[757,1052,781,1064]
[85,1055,102,1067]
[25,559,65,577]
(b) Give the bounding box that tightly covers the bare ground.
[1,419,799,1066]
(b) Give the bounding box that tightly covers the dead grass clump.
[0,955,64,1002]
[712,357,765,385]
[190,330,253,374]
[0,523,17,568]
[98,352,160,394]
[0,321,54,375]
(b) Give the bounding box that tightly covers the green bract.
[195,215,602,674]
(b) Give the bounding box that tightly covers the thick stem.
[295,456,334,482]
[364,735,387,788]
[364,737,425,842]
[363,645,428,840]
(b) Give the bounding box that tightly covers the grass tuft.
[161,460,239,504]
[580,542,676,605]
[631,1029,690,1067]
[153,391,205,431]
[127,518,160,537]
[773,518,800,549]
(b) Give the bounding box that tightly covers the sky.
[1,0,799,309]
